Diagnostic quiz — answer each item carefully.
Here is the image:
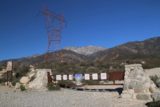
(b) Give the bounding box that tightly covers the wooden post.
[10,70,12,81]
[47,72,52,85]
[113,80,115,85]
[6,71,9,85]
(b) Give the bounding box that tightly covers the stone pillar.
[122,64,156,101]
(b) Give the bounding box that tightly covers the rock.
[28,69,52,90]
[149,82,157,93]
[152,92,160,101]
[8,82,13,87]
[27,65,36,79]
[28,72,36,79]
[121,89,136,99]
[156,78,160,87]
[15,82,20,89]
[136,93,151,100]
[20,76,30,84]
[4,82,13,87]
[4,82,8,86]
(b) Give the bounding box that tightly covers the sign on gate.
[92,73,98,80]
[63,75,67,80]
[56,75,62,80]
[69,74,73,80]
[84,74,90,80]
[100,73,107,80]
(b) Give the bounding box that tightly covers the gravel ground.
[0,86,147,107]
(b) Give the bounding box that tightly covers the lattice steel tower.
[42,7,65,52]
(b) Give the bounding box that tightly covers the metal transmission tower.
[42,7,65,61]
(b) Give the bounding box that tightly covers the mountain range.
[1,36,160,73]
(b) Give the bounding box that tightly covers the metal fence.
[47,71,124,85]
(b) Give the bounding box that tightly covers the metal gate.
[47,71,124,85]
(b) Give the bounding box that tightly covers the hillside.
[1,36,160,74]
[92,36,160,68]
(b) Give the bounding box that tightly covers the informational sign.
[84,74,90,80]
[6,61,12,71]
[100,73,107,80]
[56,75,62,80]
[69,74,73,80]
[92,73,98,80]
[63,75,67,80]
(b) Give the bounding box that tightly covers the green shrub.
[146,101,160,107]
[0,78,6,84]
[47,83,60,91]
[20,84,26,91]
[14,65,30,79]
[11,77,19,86]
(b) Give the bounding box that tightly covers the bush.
[14,65,30,79]
[146,101,160,107]
[20,84,26,91]
[11,77,19,86]
[0,78,6,84]
[47,83,60,91]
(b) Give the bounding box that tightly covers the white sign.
[100,73,107,80]
[84,74,90,80]
[63,75,67,80]
[69,75,73,80]
[92,73,98,80]
[6,61,12,71]
[56,75,62,80]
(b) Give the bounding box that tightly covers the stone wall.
[28,69,52,90]
[122,64,157,101]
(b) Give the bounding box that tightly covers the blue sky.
[0,0,160,60]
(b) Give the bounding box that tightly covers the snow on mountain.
[64,46,106,55]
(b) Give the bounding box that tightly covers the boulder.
[28,72,36,79]
[20,76,30,84]
[27,65,36,79]
[121,89,136,99]
[156,78,160,87]
[152,92,160,101]
[136,93,151,100]
[15,82,20,89]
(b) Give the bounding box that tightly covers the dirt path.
[0,86,147,107]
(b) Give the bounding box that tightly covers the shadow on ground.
[59,85,123,95]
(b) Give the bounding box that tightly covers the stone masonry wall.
[122,64,157,101]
